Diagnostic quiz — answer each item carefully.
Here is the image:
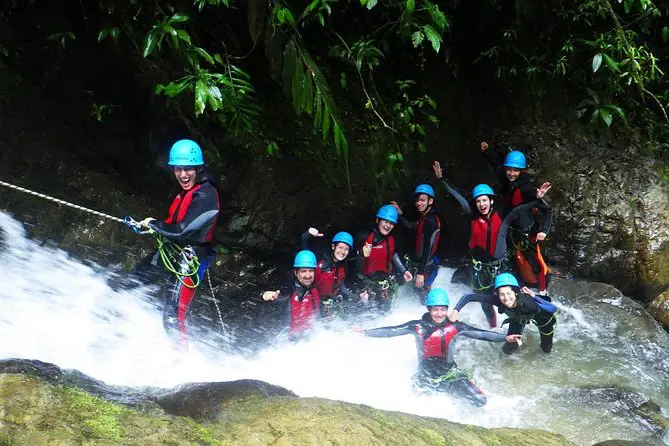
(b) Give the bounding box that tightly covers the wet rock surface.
[0,358,575,445]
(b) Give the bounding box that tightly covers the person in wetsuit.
[355,288,521,407]
[301,228,365,318]
[432,161,550,324]
[354,204,413,313]
[390,184,441,303]
[137,139,220,350]
[262,250,321,340]
[450,272,557,354]
[481,142,553,295]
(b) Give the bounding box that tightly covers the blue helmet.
[503,151,526,169]
[494,273,519,290]
[293,250,318,269]
[376,205,399,224]
[332,232,354,248]
[472,184,495,199]
[168,139,204,166]
[414,184,435,199]
[425,288,450,307]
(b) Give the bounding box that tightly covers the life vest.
[469,210,502,258]
[315,258,345,298]
[165,182,217,243]
[362,232,395,276]
[289,287,320,336]
[415,211,441,258]
[416,323,459,359]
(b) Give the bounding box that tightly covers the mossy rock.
[0,371,576,446]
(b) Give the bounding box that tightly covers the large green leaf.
[424,0,447,31]
[592,53,603,73]
[194,79,207,115]
[142,31,159,58]
[422,25,442,53]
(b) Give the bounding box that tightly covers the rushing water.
[0,211,667,445]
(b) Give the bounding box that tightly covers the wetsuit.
[454,293,556,353]
[273,276,320,339]
[440,177,538,319]
[146,171,220,347]
[486,147,553,292]
[398,207,441,300]
[301,231,356,318]
[354,227,408,312]
[364,313,508,406]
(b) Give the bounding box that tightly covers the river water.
[0,211,667,445]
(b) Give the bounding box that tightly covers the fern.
[281,37,348,159]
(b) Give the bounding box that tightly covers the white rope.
[0,179,125,224]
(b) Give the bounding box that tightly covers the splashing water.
[0,211,667,445]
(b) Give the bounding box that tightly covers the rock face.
[0,359,575,446]
[489,126,669,301]
[648,290,669,330]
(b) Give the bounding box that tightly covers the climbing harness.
[427,368,474,387]
[471,257,504,292]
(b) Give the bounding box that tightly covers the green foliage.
[194,0,231,11]
[142,14,191,58]
[576,88,626,128]
[97,27,120,43]
[47,32,76,50]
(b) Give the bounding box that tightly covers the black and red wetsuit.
[454,293,556,354]
[274,278,321,339]
[398,208,441,291]
[485,146,553,292]
[440,177,538,316]
[300,232,355,303]
[363,313,507,406]
[147,172,220,347]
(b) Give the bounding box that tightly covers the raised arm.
[363,320,418,338]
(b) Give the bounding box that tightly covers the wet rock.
[555,386,669,446]
[0,359,576,446]
[492,126,669,301]
[154,380,296,420]
[648,290,669,330]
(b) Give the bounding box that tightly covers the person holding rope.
[136,139,220,350]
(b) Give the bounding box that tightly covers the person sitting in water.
[450,272,557,354]
[390,184,441,304]
[136,139,220,351]
[301,228,366,318]
[263,250,321,340]
[354,288,521,407]
[432,161,550,325]
[481,141,553,295]
[354,205,413,313]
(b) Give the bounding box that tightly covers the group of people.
[132,138,558,407]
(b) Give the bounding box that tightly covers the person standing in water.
[263,250,321,340]
[481,141,553,295]
[354,205,413,313]
[137,139,220,351]
[390,184,441,303]
[354,288,521,407]
[450,272,557,354]
[301,228,366,318]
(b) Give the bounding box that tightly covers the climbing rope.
[0,179,228,330]
[0,180,127,223]
[206,269,226,330]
